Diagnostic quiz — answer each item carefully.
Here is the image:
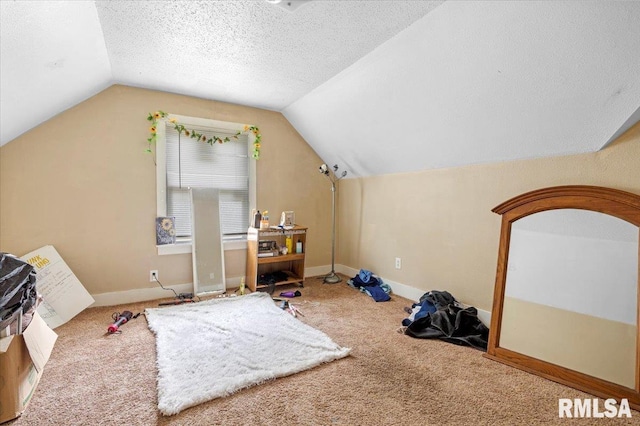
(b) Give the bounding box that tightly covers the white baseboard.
[91,282,194,307]
[304,265,336,278]
[92,278,250,307]
[90,265,491,326]
[335,265,422,301]
[335,264,491,326]
[474,309,491,327]
[224,276,244,288]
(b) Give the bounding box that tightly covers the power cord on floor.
[152,274,179,298]
[152,274,200,305]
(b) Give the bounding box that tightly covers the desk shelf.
[246,226,307,292]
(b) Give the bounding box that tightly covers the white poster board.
[21,245,95,329]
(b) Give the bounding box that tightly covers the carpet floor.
[9,275,637,425]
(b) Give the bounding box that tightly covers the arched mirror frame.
[484,185,640,409]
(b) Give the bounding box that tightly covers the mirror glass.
[190,188,226,295]
[500,208,639,389]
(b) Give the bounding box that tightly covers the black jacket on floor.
[405,294,489,351]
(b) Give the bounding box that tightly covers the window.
[156,114,256,254]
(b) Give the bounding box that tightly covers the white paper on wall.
[21,245,95,329]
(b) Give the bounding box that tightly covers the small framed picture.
[156,217,176,245]
[284,211,295,226]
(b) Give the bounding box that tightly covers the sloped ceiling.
[0,1,112,146]
[284,1,640,176]
[1,1,639,178]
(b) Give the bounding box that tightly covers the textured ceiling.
[1,1,639,178]
[0,0,442,146]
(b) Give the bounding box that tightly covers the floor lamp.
[318,163,347,283]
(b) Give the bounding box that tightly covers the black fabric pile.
[404,290,489,351]
[258,271,289,286]
[258,271,290,294]
[0,252,38,330]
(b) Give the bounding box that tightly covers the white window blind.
[165,124,249,237]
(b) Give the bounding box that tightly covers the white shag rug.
[145,292,351,416]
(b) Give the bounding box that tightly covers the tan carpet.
[10,275,637,425]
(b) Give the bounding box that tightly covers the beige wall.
[2,83,639,309]
[338,121,640,310]
[500,297,636,389]
[0,85,331,295]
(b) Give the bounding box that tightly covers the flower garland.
[146,111,261,159]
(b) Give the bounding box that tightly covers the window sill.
[157,238,247,255]
[224,238,248,251]
[157,242,192,256]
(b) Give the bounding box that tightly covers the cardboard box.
[0,311,57,423]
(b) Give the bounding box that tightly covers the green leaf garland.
[147,111,261,159]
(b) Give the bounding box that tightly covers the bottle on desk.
[260,211,269,230]
[285,235,293,254]
[252,210,262,228]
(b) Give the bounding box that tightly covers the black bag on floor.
[0,252,37,330]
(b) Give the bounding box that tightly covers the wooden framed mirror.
[484,185,640,409]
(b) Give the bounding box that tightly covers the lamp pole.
[319,164,347,284]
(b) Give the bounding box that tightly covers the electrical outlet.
[395,257,401,269]
[150,270,159,282]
